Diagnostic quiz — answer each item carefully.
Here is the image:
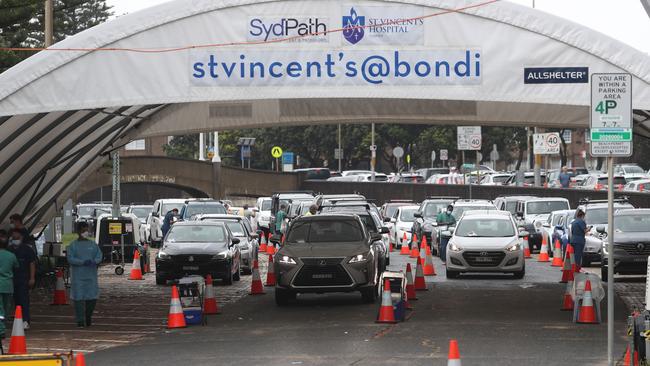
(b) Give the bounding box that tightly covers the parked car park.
[148,198,186,246]
[411,197,458,252]
[515,197,570,251]
[386,205,420,249]
[601,209,650,280]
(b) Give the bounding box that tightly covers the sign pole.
[371,123,376,182]
[607,156,615,366]
[338,124,342,172]
[111,151,120,218]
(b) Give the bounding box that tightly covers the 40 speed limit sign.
[533,132,560,155]
[457,126,482,151]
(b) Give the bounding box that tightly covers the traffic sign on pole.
[440,149,448,161]
[271,146,283,158]
[392,146,404,158]
[590,73,632,157]
[533,132,560,155]
[457,126,482,151]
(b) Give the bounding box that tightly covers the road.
[86,252,628,365]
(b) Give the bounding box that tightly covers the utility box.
[379,271,408,322]
[96,215,139,263]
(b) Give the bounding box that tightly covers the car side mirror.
[380,227,390,234]
[519,231,529,238]
[383,217,391,223]
[516,211,523,218]
[441,230,452,238]
[250,233,259,240]
[596,226,606,234]
[413,212,422,218]
[152,212,159,218]
[543,223,550,228]
[231,238,241,246]
[370,233,383,242]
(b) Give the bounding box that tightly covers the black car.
[179,199,227,221]
[274,214,383,305]
[155,221,241,285]
[411,197,457,253]
[600,209,650,280]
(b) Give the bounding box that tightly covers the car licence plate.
[312,274,334,279]
[474,257,493,262]
[182,266,199,271]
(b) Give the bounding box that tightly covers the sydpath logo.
[248,17,328,43]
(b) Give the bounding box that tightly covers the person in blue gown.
[66,223,103,327]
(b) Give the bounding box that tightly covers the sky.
[106,0,650,54]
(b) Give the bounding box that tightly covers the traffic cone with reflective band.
[249,260,265,295]
[8,305,27,354]
[447,339,462,366]
[203,275,220,314]
[560,245,575,283]
[389,240,393,253]
[423,245,436,276]
[577,279,598,324]
[265,254,276,286]
[414,258,427,291]
[167,285,186,329]
[551,239,563,267]
[538,234,550,262]
[419,243,427,265]
[376,279,397,324]
[421,235,428,250]
[400,232,410,255]
[410,234,420,258]
[561,279,574,311]
[266,240,276,255]
[75,353,87,366]
[143,244,151,273]
[129,249,144,280]
[523,236,531,259]
[405,263,417,300]
[259,232,268,252]
[51,268,68,305]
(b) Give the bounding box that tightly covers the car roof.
[296,213,363,221]
[496,195,538,201]
[398,205,421,210]
[580,202,633,209]
[454,199,493,206]
[526,197,569,202]
[616,208,650,216]
[196,214,242,220]
[158,198,190,203]
[171,220,226,227]
[461,210,512,218]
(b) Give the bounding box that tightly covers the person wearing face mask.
[66,223,103,327]
[436,205,457,263]
[8,229,36,330]
[9,214,36,254]
[0,231,19,339]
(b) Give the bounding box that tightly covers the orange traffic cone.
[577,279,598,324]
[538,234,550,262]
[8,305,27,354]
[423,245,436,276]
[51,268,68,305]
[75,353,87,366]
[405,263,417,301]
[624,345,640,366]
[143,244,151,273]
[376,279,397,324]
[203,275,220,314]
[421,235,428,250]
[249,260,265,295]
[266,241,276,255]
[400,232,410,255]
[410,236,420,259]
[265,255,276,286]
[414,258,427,291]
[447,339,462,366]
[551,239,563,267]
[561,279,574,311]
[259,232,268,252]
[419,242,426,265]
[167,285,186,329]
[129,250,144,280]
[388,241,393,253]
[523,236,531,259]
[560,245,574,283]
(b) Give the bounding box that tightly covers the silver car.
[443,211,525,279]
[194,214,259,273]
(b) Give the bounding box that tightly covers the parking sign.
[590,73,632,157]
[533,133,560,155]
[457,126,482,151]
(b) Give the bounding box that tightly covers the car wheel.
[275,288,293,306]
[155,274,166,285]
[223,265,233,285]
[512,268,525,279]
[582,260,591,268]
[360,287,377,303]
[446,269,460,279]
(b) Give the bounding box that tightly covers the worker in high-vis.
[66,222,103,327]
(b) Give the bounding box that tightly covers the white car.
[387,205,420,248]
[426,174,463,185]
[623,179,650,192]
[479,173,513,186]
[341,170,373,177]
[148,198,186,246]
[255,197,272,233]
[127,205,153,244]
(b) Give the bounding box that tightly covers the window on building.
[125,139,146,151]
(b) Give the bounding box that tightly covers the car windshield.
[452,205,495,219]
[504,201,518,215]
[598,177,627,185]
[166,225,227,243]
[615,215,650,232]
[423,202,452,218]
[130,207,151,220]
[455,218,515,237]
[77,206,96,216]
[492,175,511,183]
[623,166,645,174]
[526,201,569,215]
[260,200,272,211]
[184,203,227,218]
[287,220,364,243]
[399,208,418,222]
[384,205,401,218]
[585,208,608,225]
[162,202,184,214]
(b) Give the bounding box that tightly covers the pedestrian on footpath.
[0,234,18,338]
[570,209,589,271]
[8,228,36,330]
[557,166,571,188]
[66,223,103,327]
[161,208,178,238]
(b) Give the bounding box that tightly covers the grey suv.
[600,209,650,280]
[274,214,383,305]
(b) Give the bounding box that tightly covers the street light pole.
[371,123,376,182]
[44,0,54,47]
[212,132,221,163]
[199,133,205,160]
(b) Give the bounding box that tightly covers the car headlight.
[349,253,369,263]
[448,242,462,252]
[505,242,521,252]
[278,255,297,265]
[534,221,543,230]
[157,251,170,260]
[212,251,229,260]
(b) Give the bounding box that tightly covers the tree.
[0,0,40,72]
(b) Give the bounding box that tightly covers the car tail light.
[438,178,444,184]
[595,183,603,190]
[616,184,623,191]
[640,184,645,191]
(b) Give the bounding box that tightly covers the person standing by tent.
[67,223,103,327]
[570,209,589,271]
[0,234,18,338]
[8,228,36,330]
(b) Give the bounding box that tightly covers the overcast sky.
[106,0,650,54]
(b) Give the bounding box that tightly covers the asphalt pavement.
[86,252,629,366]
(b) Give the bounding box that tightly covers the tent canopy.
[1,0,650,227]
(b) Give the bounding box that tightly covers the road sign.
[533,132,560,154]
[457,126,482,150]
[406,154,411,164]
[282,152,294,165]
[430,150,436,161]
[440,149,448,161]
[271,146,283,158]
[392,146,404,158]
[334,148,343,159]
[590,73,632,157]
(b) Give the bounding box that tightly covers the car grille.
[171,255,214,264]
[462,251,506,267]
[617,243,650,256]
[293,257,353,287]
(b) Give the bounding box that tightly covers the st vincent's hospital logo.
[342,7,425,45]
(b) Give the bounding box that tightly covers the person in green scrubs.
[66,223,103,327]
[0,231,18,338]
